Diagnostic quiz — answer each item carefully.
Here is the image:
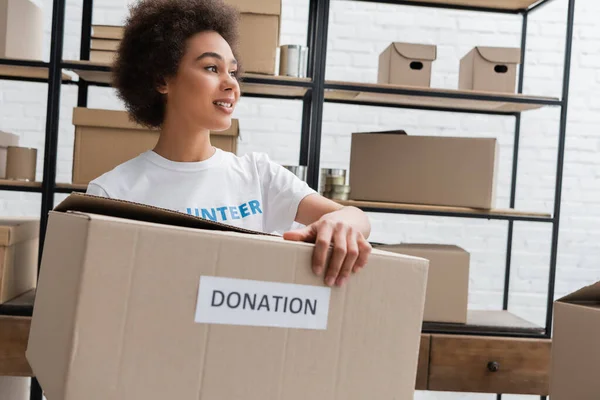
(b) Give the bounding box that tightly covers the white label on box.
[195,276,331,330]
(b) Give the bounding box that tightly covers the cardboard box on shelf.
[0,130,19,179]
[91,25,124,40]
[26,193,429,400]
[349,131,499,209]
[549,280,600,400]
[374,243,469,324]
[0,0,43,60]
[378,43,437,87]
[459,46,521,93]
[89,49,116,64]
[71,108,239,185]
[90,38,120,52]
[238,13,280,75]
[0,218,39,304]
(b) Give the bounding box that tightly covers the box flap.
[476,47,521,65]
[558,280,600,304]
[0,217,39,246]
[72,108,239,137]
[392,43,437,61]
[226,0,281,15]
[377,243,467,254]
[353,130,408,136]
[54,193,267,236]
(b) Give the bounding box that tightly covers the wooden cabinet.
[0,316,553,396]
[427,334,551,395]
[0,316,32,377]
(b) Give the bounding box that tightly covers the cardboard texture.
[91,25,124,40]
[6,146,37,181]
[0,130,19,179]
[375,244,469,324]
[459,46,521,93]
[90,38,120,51]
[27,193,429,400]
[72,108,239,185]
[89,49,116,64]
[225,0,281,15]
[349,131,499,209]
[0,0,43,60]
[239,13,280,75]
[378,43,437,87]
[550,281,600,400]
[0,218,39,304]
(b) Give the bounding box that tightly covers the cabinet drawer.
[429,335,551,395]
[0,316,32,377]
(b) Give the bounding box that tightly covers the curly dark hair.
[112,0,240,128]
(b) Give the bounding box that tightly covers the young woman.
[86,0,372,287]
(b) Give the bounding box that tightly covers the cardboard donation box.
[0,0,43,60]
[378,42,437,87]
[72,108,239,185]
[349,131,499,209]
[0,218,39,304]
[226,0,281,75]
[27,193,429,400]
[459,46,521,93]
[549,281,600,400]
[375,244,469,324]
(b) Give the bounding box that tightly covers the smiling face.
[160,30,241,132]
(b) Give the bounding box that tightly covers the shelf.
[0,179,42,193]
[0,181,89,194]
[0,290,35,317]
[63,60,311,99]
[354,0,552,13]
[423,310,545,337]
[0,64,72,83]
[337,199,552,222]
[55,182,88,193]
[324,80,560,115]
[241,73,311,99]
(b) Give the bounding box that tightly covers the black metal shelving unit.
[0,0,575,399]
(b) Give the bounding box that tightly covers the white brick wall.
[2,0,598,398]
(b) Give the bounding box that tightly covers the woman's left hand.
[284,218,372,287]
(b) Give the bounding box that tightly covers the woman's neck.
[153,112,215,162]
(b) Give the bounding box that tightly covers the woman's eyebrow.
[196,52,238,65]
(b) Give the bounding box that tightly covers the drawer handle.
[487,361,500,372]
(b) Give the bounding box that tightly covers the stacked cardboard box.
[27,193,429,400]
[226,0,281,75]
[349,130,499,209]
[89,25,123,64]
[71,107,240,185]
[89,0,281,75]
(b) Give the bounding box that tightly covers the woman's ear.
[156,77,168,95]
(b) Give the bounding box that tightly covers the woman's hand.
[284,217,372,287]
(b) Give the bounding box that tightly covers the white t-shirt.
[86,148,316,234]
